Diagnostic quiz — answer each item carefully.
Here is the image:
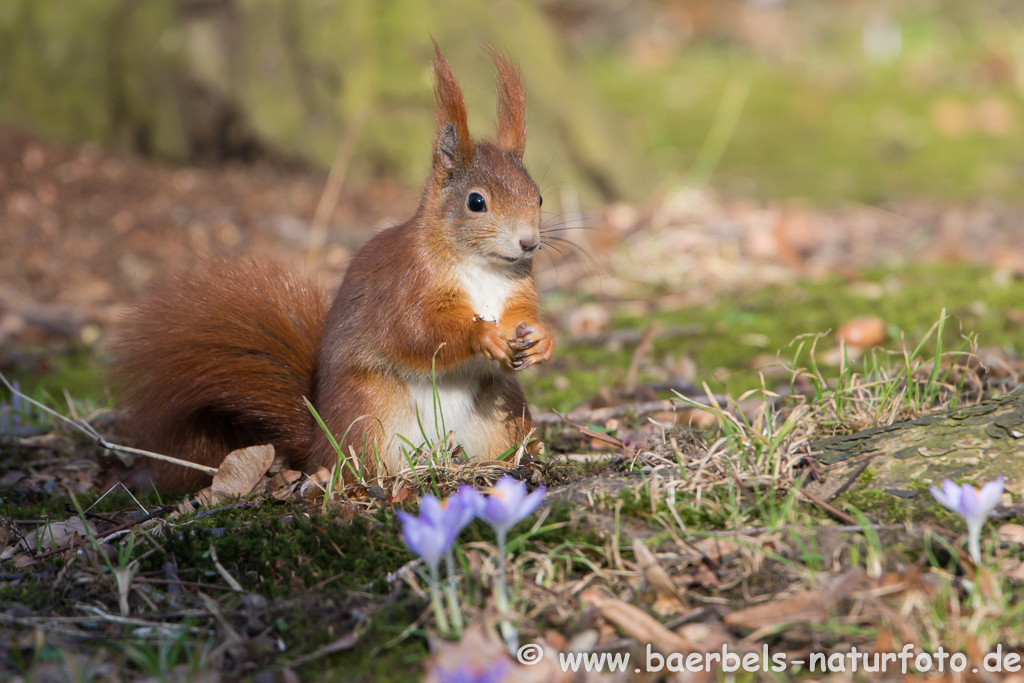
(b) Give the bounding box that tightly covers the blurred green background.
[4,0,1024,207]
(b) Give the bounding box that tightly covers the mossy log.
[810,390,1024,495]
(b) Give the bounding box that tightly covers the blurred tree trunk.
[0,0,628,203]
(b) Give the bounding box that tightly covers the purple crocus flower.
[397,494,457,572]
[397,488,484,571]
[432,485,485,635]
[477,476,546,537]
[397,488,484,637]
[930,475,1004,564]
[398,488,488,637]
[475,475,546,595]
[448,484,486,534]
[475,476,546,653]
[432,659,509,683]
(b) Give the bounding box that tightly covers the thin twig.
[828,454,877,500]
[798,487,858,526]
[289,632,361,668]
[0,370,217,476]
[26,504,176,562]
[75,604,189,631]
[534,394,739,426]
[625,322,660,393]
[209,543,245,592]
[196,591,245,662]
[695,522,906,538]
[552,410,628,449]
[306,107,371,268]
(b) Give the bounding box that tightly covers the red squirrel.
[110,45,554,493]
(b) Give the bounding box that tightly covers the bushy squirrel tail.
[110,257,327,492]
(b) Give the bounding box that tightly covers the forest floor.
[2,116,1024,683]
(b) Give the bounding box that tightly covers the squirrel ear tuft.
[488,45,526,158]
[432,42,474,173]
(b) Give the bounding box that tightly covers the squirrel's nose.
[519,235,539,253]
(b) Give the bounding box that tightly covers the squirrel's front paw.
[475,320,515,368]
[507,322,554,370]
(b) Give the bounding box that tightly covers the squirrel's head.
[423,43,542,268]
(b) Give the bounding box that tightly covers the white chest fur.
[457,262,514,323]
[381,262,516,473]
[401,372,479,443]
[389,364,496,470]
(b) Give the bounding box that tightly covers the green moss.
[1,499,437,680]
[835,473,934,526]
[317,618,429,682]
[141,505,412,597]
[0,488,162,522]
[525,262,1024,412]
[0,578,69,614]
[837,472,1000,535]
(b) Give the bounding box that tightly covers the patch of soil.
[0,123,417,346]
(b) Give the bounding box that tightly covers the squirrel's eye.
[467,192,487,213]
[538,195,543,207]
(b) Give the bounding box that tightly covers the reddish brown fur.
[431,42,474,172]
[488,46,527,157]
[111,258,326,492]
[111,45,553,491]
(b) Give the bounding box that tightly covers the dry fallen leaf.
[691,563,720,590]
[562,302,610,337]
[16,517,96,553]
[677,623,732,648]
[1004,560,1024,583]
[676,622,735,677]
[543,630,568,653]
[390,485,417,505]
[998,523,1024,546]
[872,627,896,657]
[723,569,863,631]
[836,316,887,348]
[265,470,303,501]
[0,470,27,486]
[194,444,275,507]
[581,588,693,655]
[723,590,829,631]
[772,206,821,269]
[975,96,1016,135]
[931,97,972,137]
[300,467,333,499]
[692,537,741,563]
[0,518,12,552]
[632,538,686,614]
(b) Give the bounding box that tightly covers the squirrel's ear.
[432,43,474,173]
[488,46,526,158]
